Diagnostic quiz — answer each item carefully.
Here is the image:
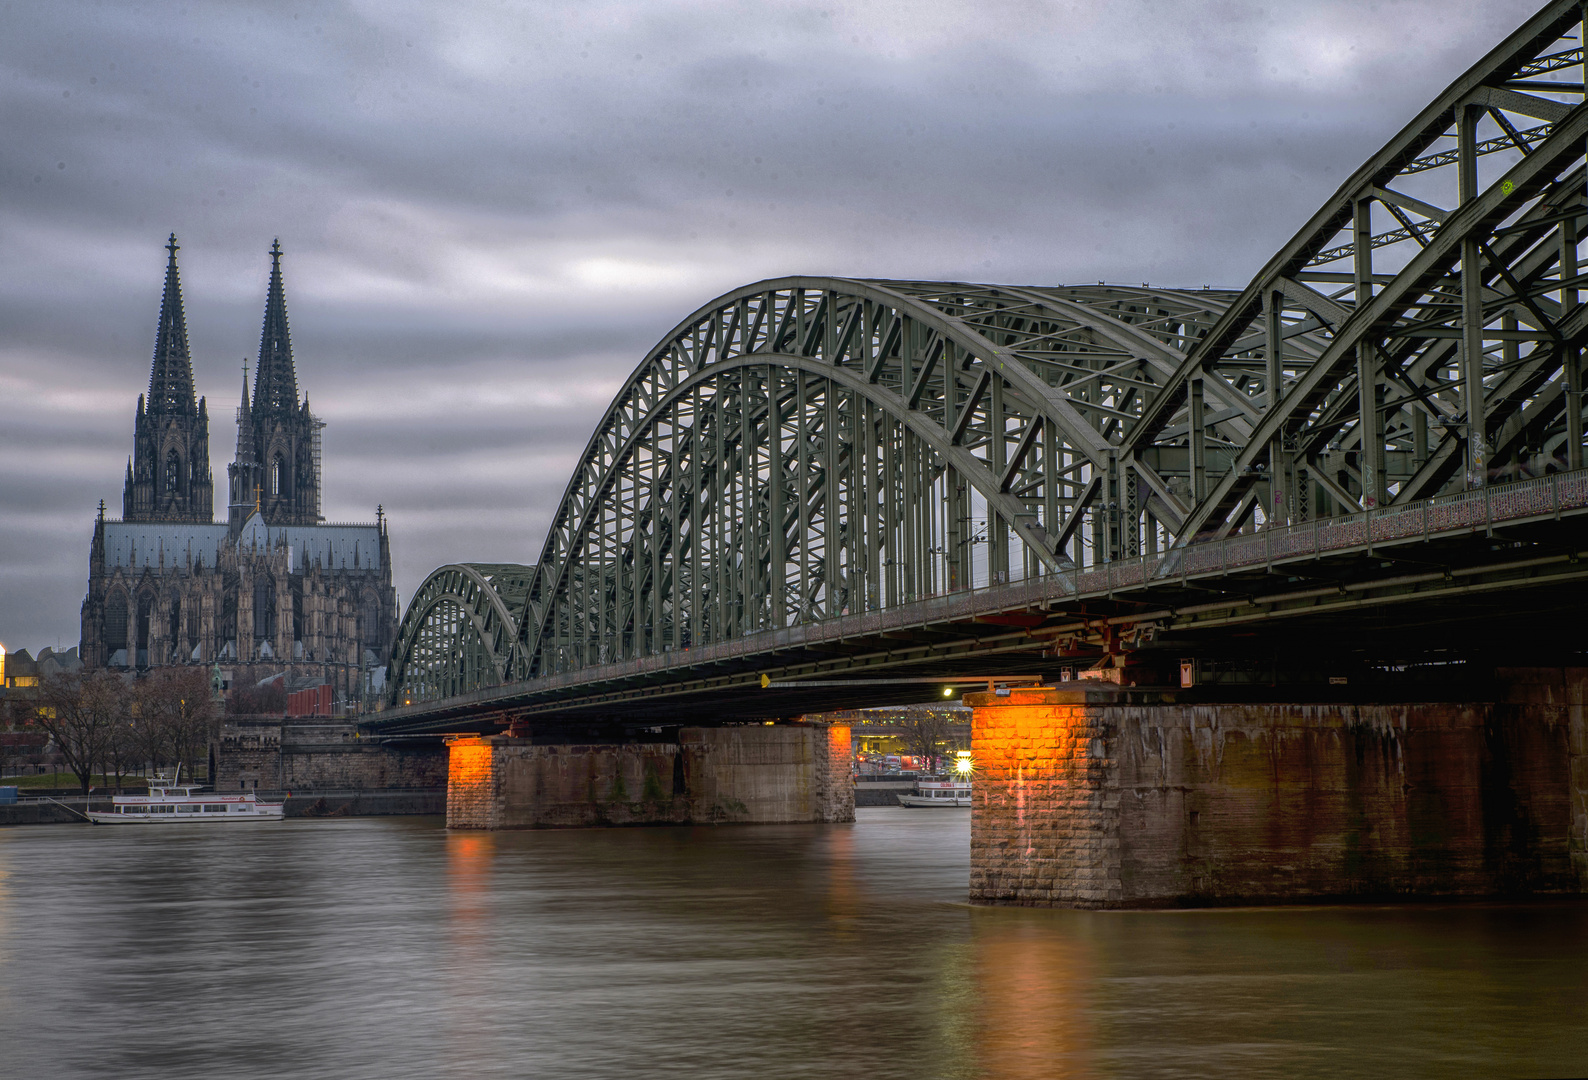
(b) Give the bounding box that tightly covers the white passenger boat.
[897,780,972,807]
[86,771,284,824]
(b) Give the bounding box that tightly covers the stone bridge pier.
[967,670,1588,908]
[446,722,853,828]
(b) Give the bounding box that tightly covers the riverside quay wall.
[967,670,1588,908]
[447,723,854,829]
[216,717,447,795]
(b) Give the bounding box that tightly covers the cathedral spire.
[147,234,197,416]
[234,364,255,468]
[124,235,213,524]
[252,239,299,416]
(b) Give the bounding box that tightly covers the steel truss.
[512,279,1290,683]
[387,563,533,705]
[1137,0,1588,543]
[387,0,1588,708]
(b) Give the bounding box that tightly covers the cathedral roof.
[252,239,300,417]
[102,520,383,573]
[147,234,197,416]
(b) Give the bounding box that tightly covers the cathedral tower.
[123,235,213,523]
[228,240,321,530]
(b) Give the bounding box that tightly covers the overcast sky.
[0,0,1545,654]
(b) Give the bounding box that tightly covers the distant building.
[0,645,81,695]
[79,237,397,709]
[0,648,79,774]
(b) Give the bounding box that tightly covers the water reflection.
[0,812,1584,1079]
[971,913,1096,1079]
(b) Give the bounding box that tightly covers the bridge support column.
[968,673,1588,908]
[446,723,853,829]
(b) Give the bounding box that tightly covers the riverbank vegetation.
[7,668,219,793]
[0,771,161,790]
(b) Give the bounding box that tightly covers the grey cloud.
[0,0,1547,650]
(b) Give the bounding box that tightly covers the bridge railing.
[595,469,1583,683]
[1153,467,1588,584]
[394,468,1588,711]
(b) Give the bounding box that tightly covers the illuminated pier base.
[967,672,1588,908]
[446,723,853,829]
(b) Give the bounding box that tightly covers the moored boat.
[896,779,971,807]
[86,771,284,824]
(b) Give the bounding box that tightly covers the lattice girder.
[387,563,532,706]
[515,278,1280,678]
[1130,0,1588,542]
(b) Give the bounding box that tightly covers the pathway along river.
[1,810,1585,1079]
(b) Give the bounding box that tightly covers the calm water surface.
[1,810,1585,1079]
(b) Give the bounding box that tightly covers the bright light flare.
[953,750,975,777]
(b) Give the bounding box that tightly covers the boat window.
[177,805,199,813]
[204,805,228,813]
[231,805,247,811]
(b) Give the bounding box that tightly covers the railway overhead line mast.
[379,0,1588,734]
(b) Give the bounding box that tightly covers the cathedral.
[79,236,397,710]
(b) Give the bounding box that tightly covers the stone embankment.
[0,788,444,826]
[854,780,915,806]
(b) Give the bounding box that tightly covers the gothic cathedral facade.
[80,237,398,710]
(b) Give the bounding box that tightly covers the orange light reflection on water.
[971,914,1096,1080]
[442,830,498,1055]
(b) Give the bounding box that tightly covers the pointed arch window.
[360,593,381,653]
[254,576,276,640]
[164,451,181,495]
[270,455,284,497]
[136,592,154,668]
[104,592,129,654]
[168,589,181,647]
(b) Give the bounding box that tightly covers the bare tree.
[35,670,126,793]
[228,678,285,716]
[0,700,14,779]
[901,709,957,774]
[103,708,142,792]
[0,695,20,777]
[129,692,171,776]
[136,668,219,782]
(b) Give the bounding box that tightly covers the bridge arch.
[513,278,1290,677]
[387,563,534,707]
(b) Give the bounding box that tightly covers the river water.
[1,810,1585,1079]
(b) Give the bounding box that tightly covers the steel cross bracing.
[1134,0,1588,548]
[384,0,1588,713]
[387,563,534,706]
[505,279,1293,685]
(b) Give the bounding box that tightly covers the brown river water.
[1,809,1585,1079]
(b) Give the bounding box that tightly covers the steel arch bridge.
[387,563,534,705]
[380,0,1588,729]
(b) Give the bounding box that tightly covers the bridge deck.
[369,468,1588,734]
